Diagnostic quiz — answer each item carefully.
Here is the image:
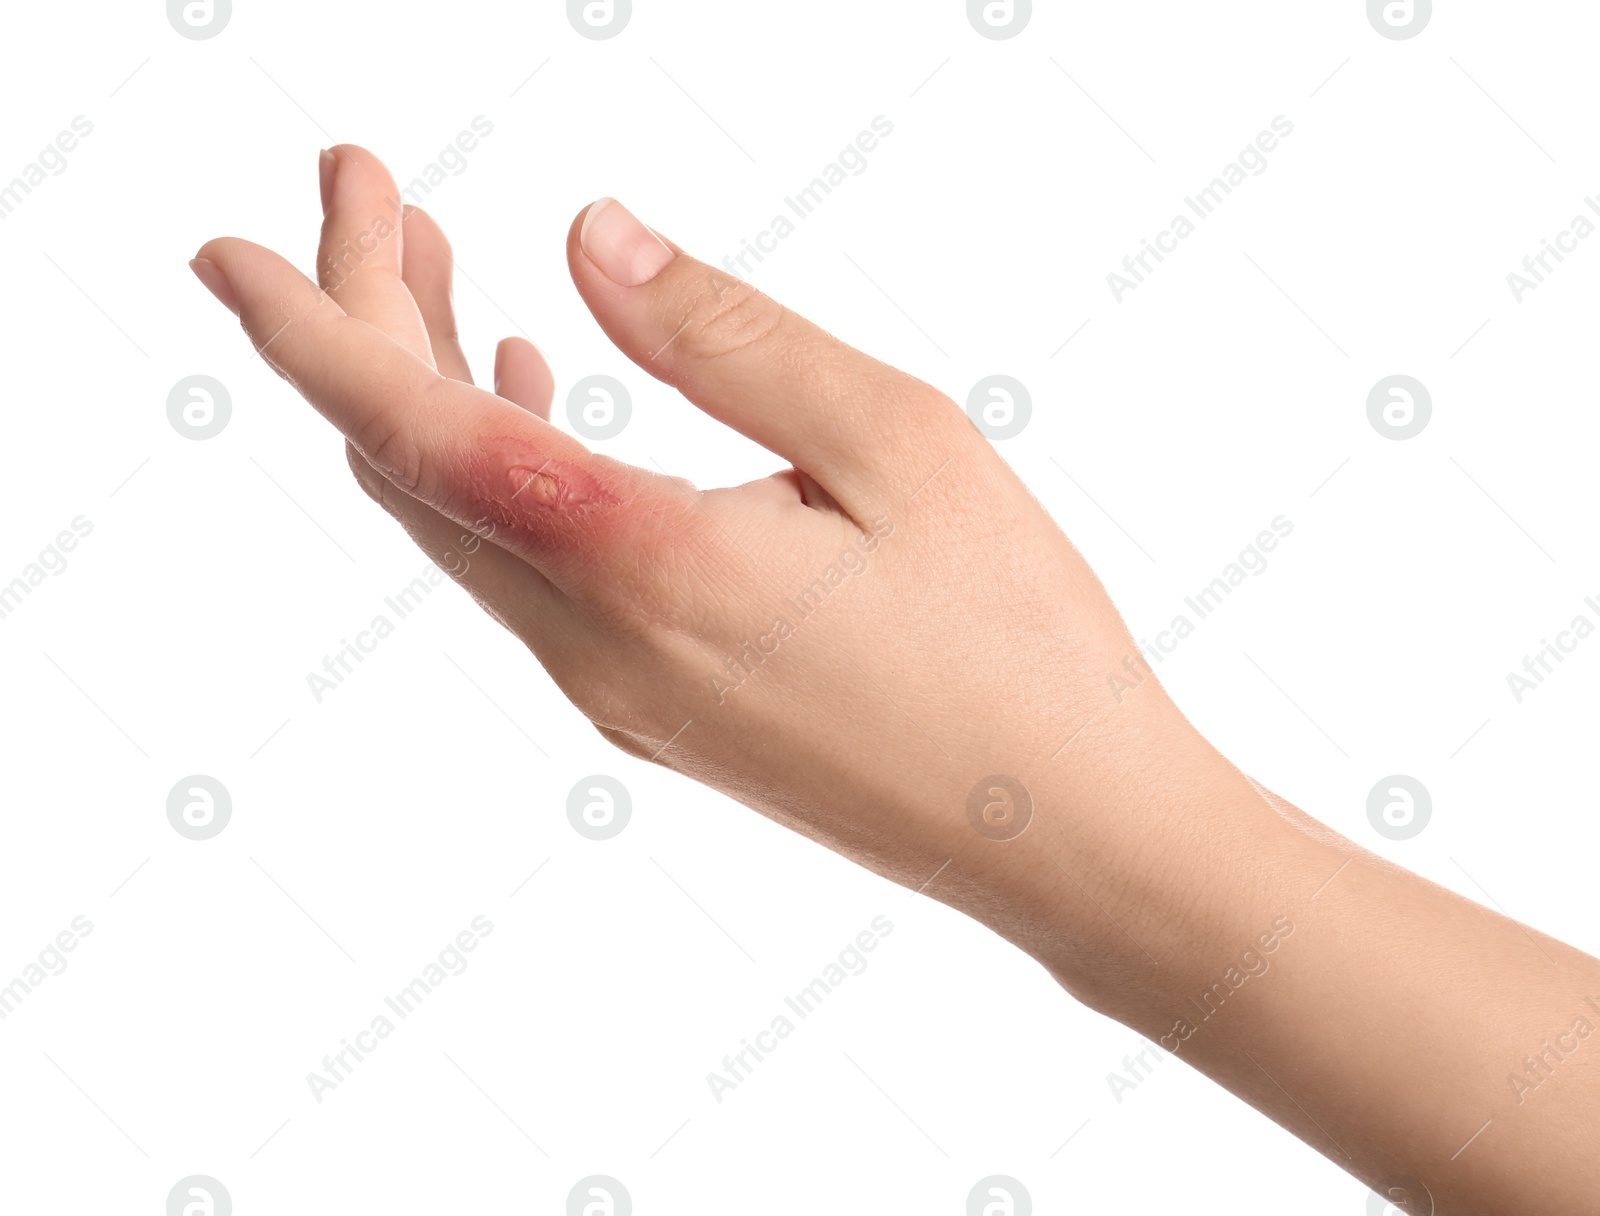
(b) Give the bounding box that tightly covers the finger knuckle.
[678,277,788,364]
[361,416,425,494]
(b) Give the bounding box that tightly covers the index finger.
[192,235,668,597]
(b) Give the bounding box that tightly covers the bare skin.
[189,144,1600,1214]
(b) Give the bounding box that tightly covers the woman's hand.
[191,145,1234,981]
[192,145,1600,1216]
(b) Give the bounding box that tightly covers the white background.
[1,1,1596,1212]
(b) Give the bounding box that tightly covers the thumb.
[566,198,967,514]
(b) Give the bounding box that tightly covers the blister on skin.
[462,435,623,551]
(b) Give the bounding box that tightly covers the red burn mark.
[508,466,564,507]
[462,436,623,545]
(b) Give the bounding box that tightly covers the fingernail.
[319,148,337,214]
[189,257,239,315]
[580,198,674,286]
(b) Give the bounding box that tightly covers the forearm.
[1010,738,1600,1214]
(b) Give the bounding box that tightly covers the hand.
[190,145,1228,979]
[192,145,1600,1216]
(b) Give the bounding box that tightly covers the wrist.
[953,706,1331,1019]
